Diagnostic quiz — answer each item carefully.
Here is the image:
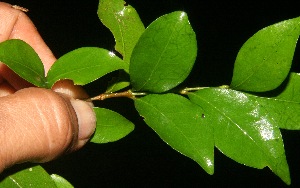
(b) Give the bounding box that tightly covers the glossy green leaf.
[0,39,47,87]
[134,94,214,175]
[51,174,74,188]
[231,16,300,92]
[90,107,134,143]
[0,165,57,187]
[98,0,145,64]
[130,11,197,93]
[188,88,290,184]
[255,73,300,130]
[46,47,128,88]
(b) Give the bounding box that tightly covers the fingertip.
[52,80,89,99]
[0,2,56,72]
[70,99,96,149]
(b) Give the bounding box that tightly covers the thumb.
[0,87,96,172]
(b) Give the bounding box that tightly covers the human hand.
[0,2,96,172]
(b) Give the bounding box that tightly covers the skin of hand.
[0,2,96,172]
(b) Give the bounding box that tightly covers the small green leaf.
[106,80,130,93]
[188,88,290,184]
[134,94,214,175]
[0,39,47,87]
[98,0,145,64]
[105,71,130,93]
[90,107,134,143]
[130,11,197,93]
[51,174,74,188]
[256,73,300,130]
[46,47,128,88]
[0,165,57,188]
[231,16,300,92]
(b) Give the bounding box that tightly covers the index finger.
[0,2,56,73]
[0,2,57,90]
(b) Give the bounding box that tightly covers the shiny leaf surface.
[256,73,300,130]
[231,16,300,92]
[98,0,145,64]
[90,107,134,143]
[188,88,290,184]
[51,174,74,188]
[130,11,197,93]
[46,47,128,88]
[0,165,57,187]
[0,39,46,87]
[135,94,214,175]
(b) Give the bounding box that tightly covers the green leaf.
[98,0,145,64]
[0,39,47,87]
[256,73,300,130]
[231,16,300,92]
[0,165,57,188]
[106,80,130,93]
[51,174,74,188]
[188,88,290,184]
[130,11,197,93]
[105,71,130,93]
[90,107,134,143]
[46,47,128,88]
[134,94,214,175]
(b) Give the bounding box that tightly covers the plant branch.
[86,85,230,101]
[85,90,147,101]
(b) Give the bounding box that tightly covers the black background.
[2,0,300,187]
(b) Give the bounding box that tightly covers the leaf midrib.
[138,18,180,91]
[4,57,44,81]
[137,98,209,165]
[188,92,281,168]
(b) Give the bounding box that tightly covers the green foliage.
[0,165,66,188]
[188,88,290,184]
[0,39,46,87]
[90,107,134,143]
[130,11,197,93]
[135,94,214,174]
[0,0,300,186]
[231,16,300,92]
[105,71,130,93]
[46,47,128,88]
[98,0,145,64]
[51,174,74,188]
[260,73,300,130]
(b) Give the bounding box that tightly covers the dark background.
[2,0,300,187]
